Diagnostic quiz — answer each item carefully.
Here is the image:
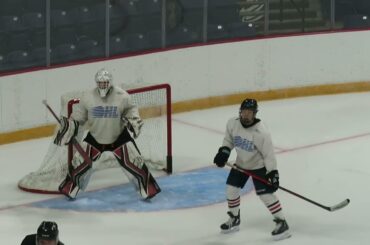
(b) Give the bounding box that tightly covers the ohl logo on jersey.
[92,106,119,118]
[234,136,255,152]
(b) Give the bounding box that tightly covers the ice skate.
[271,218,291,241]
[220,211,240,234]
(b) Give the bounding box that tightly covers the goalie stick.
[226,163,350,212]
[42,100,92,169]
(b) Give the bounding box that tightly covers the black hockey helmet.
[37,221,59,241]
[240,98,258,113]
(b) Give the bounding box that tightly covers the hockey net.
[18,83,172,194]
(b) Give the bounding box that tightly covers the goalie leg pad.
[58,175,80,200]
[59,159,92,198]
[114,142,161,199]
[58,163,92,199]
[58,143,98,198]
[71,161,93,191]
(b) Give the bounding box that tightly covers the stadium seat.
[7,33,32,52]
[121,0,139,16]
[177,0,203,28]
[109,35,129,56]
[207,24,229,41]
[356,0,370,16]
[22,12,45,31]
[141,0,162,14]
[0,34,7,54]
[124,33,151,51]
[70,5,105,38]
[30,31,46,48]
[51,9,76,28]
[0,0,26,15]
[125,17,156,34]
[343,14,370,29]
[77,39,104,59]
[147,30,163,49]
[72,6,97,25]
[166,25,200,46]
[91,2,129,34]
[334,0,357,21]
[24,0,46,13]
[7,50,32,69]
[228,22,257,38]
[208,0,240,25]
[51,43,78,64]
[29,47,47,67]
[0,15,25,33]
[110,5,130,35]
[179,0,203,9]
[0,53,10,71]
[51,27,78,46]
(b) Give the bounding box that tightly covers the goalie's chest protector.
[77,87,133,144]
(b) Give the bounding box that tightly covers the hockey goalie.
[54,68,161,200]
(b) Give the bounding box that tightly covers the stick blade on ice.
[329,198,350,212]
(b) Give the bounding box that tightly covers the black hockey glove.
[266,170,279,191]
[213,146,231,168]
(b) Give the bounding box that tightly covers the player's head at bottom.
[37,221,59,245]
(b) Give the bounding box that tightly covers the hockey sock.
[259,193,285,220]
[226,185,241,216]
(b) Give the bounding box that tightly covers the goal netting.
[18,83,172,194]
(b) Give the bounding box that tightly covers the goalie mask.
[95,68,113,98]
[239,98,258,127]
[37,221,59,245]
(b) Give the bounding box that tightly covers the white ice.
[1,92,369,244]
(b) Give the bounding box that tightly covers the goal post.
[18,83,172,194]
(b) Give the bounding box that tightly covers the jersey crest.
[234,136,255,152]
[91,106,119,118]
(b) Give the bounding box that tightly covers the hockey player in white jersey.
[213,98,290,240]
[54,68,161,200]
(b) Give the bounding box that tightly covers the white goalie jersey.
[71,86,142,144]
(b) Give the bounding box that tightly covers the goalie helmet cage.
[18,83,172,194]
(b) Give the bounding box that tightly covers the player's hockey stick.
[226,163,350,212]
[42,100,92,166]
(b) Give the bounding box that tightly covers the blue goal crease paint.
[31,167,253,212]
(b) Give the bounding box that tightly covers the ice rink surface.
[1,92,369,244]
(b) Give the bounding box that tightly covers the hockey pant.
[59,131,161,199]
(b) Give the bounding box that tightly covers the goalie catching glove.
[122,116,143,139]
[53,117,79,146]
